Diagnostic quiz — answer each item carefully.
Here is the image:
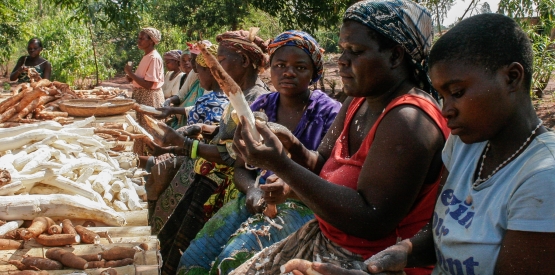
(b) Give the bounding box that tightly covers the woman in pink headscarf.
[124,27,165,154]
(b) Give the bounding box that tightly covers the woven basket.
[59,99,136,117]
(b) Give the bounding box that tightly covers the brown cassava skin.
[35,233,80,246]
[61,219,77,235]
[45,248,88,270]
[78,253,102,262]
[0,88,27,114]
[0,106,19,123]
[8,260,31,271]
[21,217,55,240]
[104,258,134,268]
[138,243,149,251]
[86,260,106,268]
[0,239,23,249]
[48,224,62,235]
[2,228,25,240]
[21,257,63,270]
[74,225,99,244]
[100,268,118,275]
[101,247,136,261]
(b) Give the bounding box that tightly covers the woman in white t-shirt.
[161,50,185,99]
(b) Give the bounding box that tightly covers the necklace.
[473,120,543,188]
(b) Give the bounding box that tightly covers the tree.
[418,0,455,35]
[480,2,492,14]
[0,0,29,75]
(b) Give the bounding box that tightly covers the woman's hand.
[144,139,170,156]
[153,107,173,119]
[233,116,289,172]
[245,188,266,214]
[365,240,411,274]
[176,124,202,138]
[260,175,290,205]
[282,260,370,275]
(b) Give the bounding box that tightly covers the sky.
[443,0,501,26]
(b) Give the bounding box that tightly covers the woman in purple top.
[177,31,341,275]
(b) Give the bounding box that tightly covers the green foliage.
[0,0,29,75]
[32,11,116,88]
[499,0,555,95]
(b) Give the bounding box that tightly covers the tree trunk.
[435,3,442,35]
[38,0,43,17]
[87,23,100,87]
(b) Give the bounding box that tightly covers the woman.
[148,29,270,275]
[143,43,229,219]
[231,1,448,274]
[161,50,185,99]
[10,38,52,82]
[158,42,207,129]
[125,27,164,155]
[177,31,341,275]
[343,13,555,275]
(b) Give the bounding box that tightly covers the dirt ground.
[1,54,554,129]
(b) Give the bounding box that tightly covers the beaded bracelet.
[191,140,200,159]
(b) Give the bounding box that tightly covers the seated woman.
[157,43,207,129]
[161,50,185,99]
[231,1,448,274]
[124,27,165,154]
[143,43,229,218]
[146,29,271,275]
[300,13,555,275]
[177,31,342,275]
[10,38,52,82]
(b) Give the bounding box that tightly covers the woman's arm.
[9,57,25,81]
[42,61,52,80]
[234,104,444,239]
[495,230,555,274]
[233,157,266,214]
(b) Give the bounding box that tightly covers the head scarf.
[188,40,212,55]
[344,0,436,97]
[268,30,325,84]
[216,27,270,71]
[141,27,161,45]
[163,50,182,61]
[195,43,219,68]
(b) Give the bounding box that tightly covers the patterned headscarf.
[141,27,161,45]
[268,30,325,84]
[188,40,212,55]
[163,50,182,61]
[344,0,435,97]
[196,43,219,67]
[216,28,270,71]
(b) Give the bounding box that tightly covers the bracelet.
[191,140,199,159]
[181,137,192,156]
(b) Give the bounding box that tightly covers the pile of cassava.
[0,75,82,128]
[0,117,148,227]
[1,217,145,273]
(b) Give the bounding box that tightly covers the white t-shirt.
[433,132,555,275]
[161,71,185,98]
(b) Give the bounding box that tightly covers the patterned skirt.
[177,194,315,275]
[131,87,164,155]
[228,219,367,275]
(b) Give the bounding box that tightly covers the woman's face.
[217,46,247,84]
[338,20,394,98]
[196,65,217,91]
[27,42,42,58]
[191,54,198,73]
[430,60,511,144]
[180,54,192,74]
[270,46,314,97]
[164,58,180,72]
[137,32,153,50]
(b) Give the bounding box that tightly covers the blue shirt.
[187,91,229,125]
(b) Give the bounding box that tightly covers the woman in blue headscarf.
[229,0,448,274]
[176,30,341,275]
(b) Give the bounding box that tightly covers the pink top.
[133,50,164,89]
